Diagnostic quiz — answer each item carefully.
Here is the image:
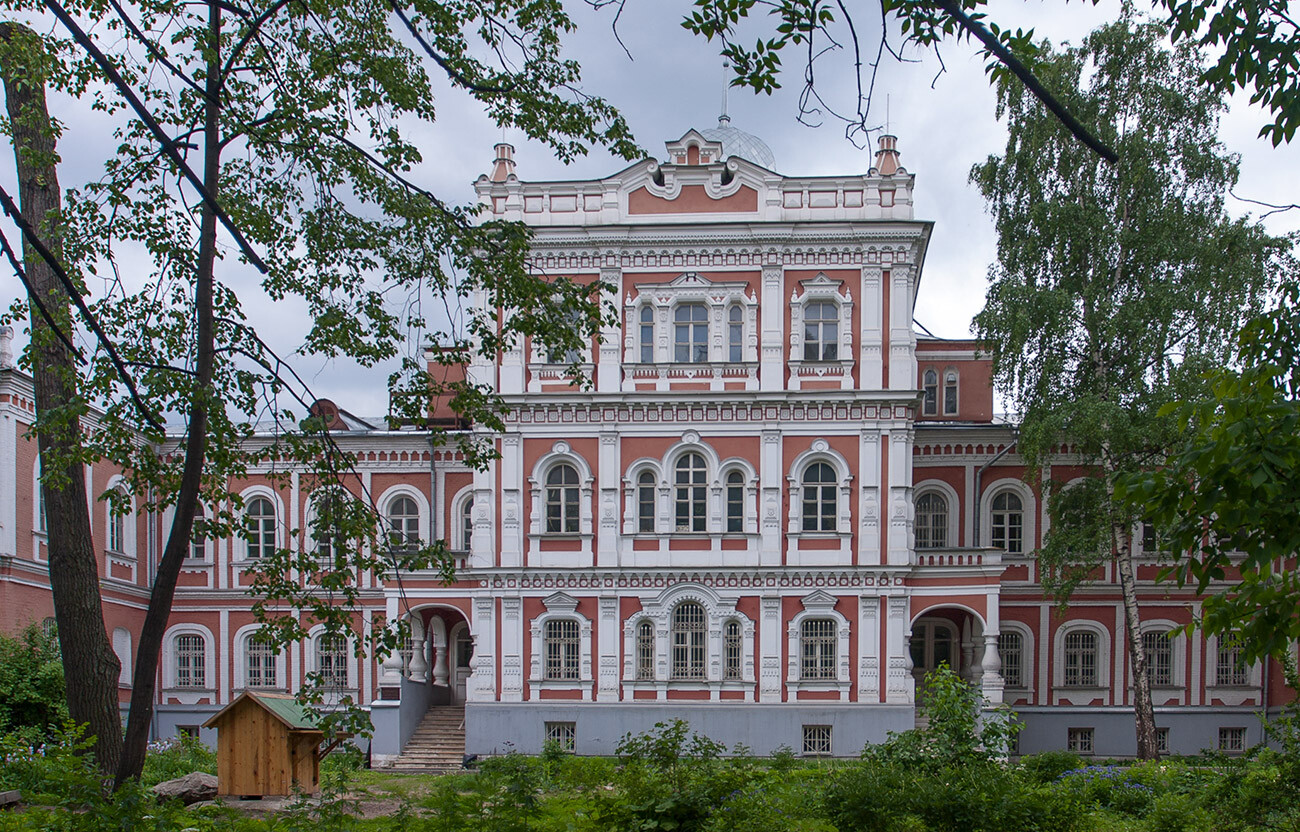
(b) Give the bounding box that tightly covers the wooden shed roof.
[203,691,322,732]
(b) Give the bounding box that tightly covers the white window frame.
[112,627,132,686]
[528,592,593,697]
[103,476,135,559]
[942,367,959,415]
[1053,622,1110,702]
[384,491,423,555]
[982,479,1035,556]
[787,443,853,540]
[788,273,854,390]
[163,624,215,692]
[670,600,708,680]
[1208,634,1260,700]
[913,482,959,550]
[1137,620,1183,691]
[997,623,1034,693]
[450,486,476,552]
[621,583,754,694]
[234,623,286,691]
[672,452,709,533]
[528,443,594,540]
[622,273,758,366]
[238,487,283,562]
[622,460,663,535]
[309,625,356,695]
[786,590,851,699]
[921,368,939,416]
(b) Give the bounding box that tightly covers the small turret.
[490,143,516,182]
[874,135,900,175]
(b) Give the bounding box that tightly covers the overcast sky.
[2,0,1297,417]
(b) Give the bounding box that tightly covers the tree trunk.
[1116,523,1159,760]
[115,0,222,786]
[0,21,123,777]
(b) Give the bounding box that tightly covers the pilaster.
[760,595,782,702]
[499,434,522,568]
[597,596,620,701]
[759,264,784,391]
[597,432,619,568]
[858,594,880,702]
[858,429,881,565]
[886,594,913,704]
[759,430,782,567]
[500,596,523,702]
[860,266,883,389]
[597,267,622,392]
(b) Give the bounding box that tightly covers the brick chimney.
[874,134,900,175]
[490,143,516,182]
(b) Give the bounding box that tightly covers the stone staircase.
[390,706,466,773]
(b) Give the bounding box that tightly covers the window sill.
[531,679,591,689]
[529,532,592,541]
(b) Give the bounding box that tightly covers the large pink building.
[0,123,1279,762]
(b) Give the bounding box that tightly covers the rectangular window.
[246,641,278,688]
[998,632,1023,688]
[175,635,206,688]
[1067,727,1094,755]
[638,480,656,533]
[317,635,349,688]
[674,304,708,363]
[724,621,742,681]
[1216,638,1249,686]
[1063,631,1098,687]
[1218,727,1246,753]
[177,725,199,739]
[802,725,832,756]
[1156,727,1170,756]
[1142,631,1173,687]
[545,721,576,753]
[544,619,581,681]
[800,619,838,680]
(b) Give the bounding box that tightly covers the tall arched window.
[637,471,656,533]
[544,619,580,680]
[727,305,743,362]
[1142,631,1173,686]
[545,464,580,533]
[244,496,276,559]
[803,301,839,361]
[800,618,837,680]
[999,631,1023,688]
[726,470,745,533]
[990,491,1024,554]
[1063,630,1098,687]
[674,304,708,363]
[190,505,208,561]
[922,369,938,415]
[943,369,958,414]
[671,602,706,680]
[387,495,420,554]
[724,620,742,681]
[674,453,707,532]
[460,498,474,550]
[246,636,277,688]
[801,463,838,532]
[107,488,126,553]
[639,305,655,363]
[915,492,948,549]
[636,620,655,680]
[175,634,206,688]
[316,633,349,688]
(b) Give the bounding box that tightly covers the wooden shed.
[202,691,325,797]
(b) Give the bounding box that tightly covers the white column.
[887,265,918,392]
[218,609,230,704]
[886,595,912,704]
[759,431,782,567]
[859,429,881,566]
[981,635,1004,705]
[858,595,880,702]
[500,596,524,702]
[597,596,619,701]
[760,596,782,702]
[429,615,449,687]
[408,615,429,682]
[860,265,883,389]
[597,433,619,568]
[499,435,522,568]
[759,264,784,391]
[597,267,622,392]
[468,596,497,702]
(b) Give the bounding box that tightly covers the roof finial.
[720,58,730,125]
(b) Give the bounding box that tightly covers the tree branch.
[0,225,84,363]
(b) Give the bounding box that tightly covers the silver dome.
[700,115,776,170]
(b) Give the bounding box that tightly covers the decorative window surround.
[621,582,755,700]
[981,478,1036,556]
[619,436,758,546]
[526,361,595,393]
[622,273,758,388]
[998,623,1034,696]
[786,442,853,564]
[913,479,960,553]
[1052,622,1111,705]
[307,624,358,703]
[528,443,595,566]
[1136,620,1185,699]
[786,590,852,700]
[162,624,216,705]
[788,273,855,390]
[233,623,287,692]
[529,592,594,699]
[1206,634,1260,706]
[235,486,284,564]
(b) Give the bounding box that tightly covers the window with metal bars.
[801,618,838,680]
[915,492,948,549]
[245,637,277,688]
[922,369,938,415]
[545,721,576,753]
[546,464,581,534]
[803,301,839,361]
[724,620,742,681]
[244,496,276,558]
[674,304,708,363]
[1218,727,1246,753]
[801,463,837,532]
[999,631,1023,688]
[1142,631,1174,686]
[1156,727,1170,755]
[726,471,745,532]
[637,471,656,533]
[636,620,655,680]
[802,725,832,756]
[1063,630,1098,687]
[175,634,206,688]
[1067,727,1094,754]
[671,602,706,680]
[728,305,744,362]
[990,491,1024,554]
[639,306,655,363]
[674,454,707,532]
[545,619,581,681]
[317,634,349,688]
[1216,638,1249,686]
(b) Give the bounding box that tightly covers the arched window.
[673,304,708,363]
[637,471,656,533]
[386,495,420,554]
[671,602,706,680]
[727,305,743,362]
[724,620,742,681]
[545,464,580,533]
[639,305,655,363]
[674,453,707,532]
[636,620,655,680]
[41,616,57,640]
[175,634,206,688]
[460,498,474,551]
[246,636,277,688]
[803,301,839,361]
[316,633,349,688]
[311,491,344,567]
[1216,637,1249,686]
[544,619,580,680]
[725,470,745,533]
[922,369,938,416]
[999,631,1023,688]
[800,618,837,680]
[915,492,948,549]
[189,505,208,561]
[1143,631,1173,686]
[943,369,958,415]
[990,491,1024,554]
[1062,630,1098,687]
[801,463,838,532]
[107,488,126,553]
[244,496,276,559]
[34,459,47,534]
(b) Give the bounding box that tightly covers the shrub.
[0,625,67,735]
[1020,750,1084,786]
[139,733,217,787]
[1055,765,1155,816]
[1142,792,1212,832]
[0,724,103,805]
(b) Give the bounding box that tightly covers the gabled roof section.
[203,691,322,732]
